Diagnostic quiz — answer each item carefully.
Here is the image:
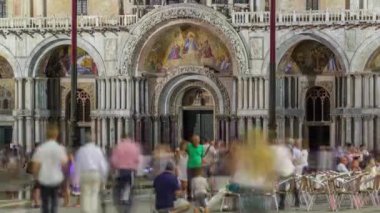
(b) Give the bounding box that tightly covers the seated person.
[154,161,189,213]
[336,156,349,173]
[191,168,210,213]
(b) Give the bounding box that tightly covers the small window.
[78,0,88,15]
[0,0,6,18]
[306,0,318,10]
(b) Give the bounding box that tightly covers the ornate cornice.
[120,3,249,75]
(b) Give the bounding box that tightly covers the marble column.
[375,117,380,153]
[15,80,18,109]
[298,119,303,140]
[247,117,253,131]
[254,78,258,109]
[243,78,247,109]
[101,79,106,110]
[111,79,116,109]
[35,118,40,144]
[97,118,101,145]
[354,75,362,108]
[124,117,130,137]
[126,78,130,110]
[121,78,126,109]
[255,117,261,129]
[248,78,253,109]
[170,115,178,148]
[145,80,149,114]
[60,117,66,145]
[117,117,123,142]
[346,117,352,144]
[225,117,230,145]
[135,78,140,114]
[153,116,159,147]
[249,0,255,11]
[110,118,116,147]
[18,79,23,110]
[347,75,352,108]
[262,117,268,136]
[106,79,110,109]
[101,118,107,150]
[91,118,96,142]
[368,116,374,151]
[290,117,294,138]
[238,117,245,139]
[18,117,23,146]
[330,116,336,148]
[264,78,269,109]
[259,78,264,109]
[238,77,242,110]
[363,117,369,148]
[363,76,370,108]
[376,75,380,108]
[354,116,362,146]
[116,79,120,109]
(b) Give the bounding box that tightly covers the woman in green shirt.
[186,135,204,200]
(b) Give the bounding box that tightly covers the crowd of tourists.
[7,123,380,213]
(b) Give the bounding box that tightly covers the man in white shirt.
[75,132,109,213]
[32,125,68,213]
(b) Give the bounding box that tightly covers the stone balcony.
[0,8,379,32]
[232,9,380,27]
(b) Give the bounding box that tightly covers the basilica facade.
[0,0,379,153]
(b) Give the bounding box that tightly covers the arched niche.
[278,40,344,76]
[365,48,380,72]
[138,23,234,76]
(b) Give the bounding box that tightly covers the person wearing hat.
[153,161,190,213]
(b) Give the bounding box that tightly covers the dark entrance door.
[308,125,330,151]
[183,110,213,143]
[0,126,12,148]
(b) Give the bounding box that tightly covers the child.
[191,168,210,213]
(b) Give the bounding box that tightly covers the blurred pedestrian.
[111,133,141,212]
[32,124,68,213]
[75,132,109,213]
[175,141,189,198]
[186,135,204,200]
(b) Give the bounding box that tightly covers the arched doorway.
[0,56,14,148]
[305,86,331,151]
[181,88,215,142]
[37,45,97,144]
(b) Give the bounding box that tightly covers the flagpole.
[70,0,78,148]
[268,0,277,142]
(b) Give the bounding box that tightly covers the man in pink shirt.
[111,133,141,212]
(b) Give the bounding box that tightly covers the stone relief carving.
[105,39,118,61]
[151,66,231,115]
[250,37,264,59]
[120,4,249,75]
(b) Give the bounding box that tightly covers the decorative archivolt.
[151,66,231,115]
[120,4,249,75]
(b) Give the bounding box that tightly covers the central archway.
[151,66,231,147]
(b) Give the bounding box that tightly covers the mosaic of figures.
[42,46,98,77]
[143,24,232,74]
[0,56,13,78]
[278,40,343,75]
[366,48,380,72]
[182,88,214,107]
